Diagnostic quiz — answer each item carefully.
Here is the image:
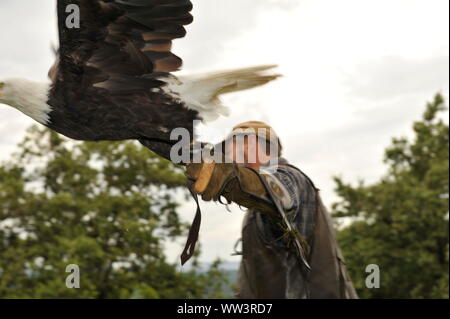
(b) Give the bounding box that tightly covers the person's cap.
[225,120,282,155]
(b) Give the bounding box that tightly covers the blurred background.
[0,0,448,298]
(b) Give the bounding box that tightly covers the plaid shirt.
[251,161,317,248]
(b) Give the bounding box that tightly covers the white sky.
[0,0,448,264]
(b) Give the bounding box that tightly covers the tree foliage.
[0,127,230,298]
[332,94,449,298]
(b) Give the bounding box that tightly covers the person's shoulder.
[266,158,318,191]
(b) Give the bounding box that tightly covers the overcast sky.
[0,0,448,264]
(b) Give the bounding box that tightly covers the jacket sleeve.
[220,164,317,242]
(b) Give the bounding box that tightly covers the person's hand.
[185,161,237,201]
[185,162,206,183]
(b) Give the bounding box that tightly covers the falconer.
[185,121,358,299]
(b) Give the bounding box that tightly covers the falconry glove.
[186,162,293,219]
[186,162,237,201]
[221,165,294,219]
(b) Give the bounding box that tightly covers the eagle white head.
[0,78,52,125]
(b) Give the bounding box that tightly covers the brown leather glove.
[220,166,281,218]
[185,162,237,201]
[186,162,292,219]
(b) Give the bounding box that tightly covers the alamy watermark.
[365,264,380,289]
[65,4,80,29]
[65,264,80,289]
[169,122,280,172]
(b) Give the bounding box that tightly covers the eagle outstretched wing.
[0,0,282,266]
[48,0,199,160]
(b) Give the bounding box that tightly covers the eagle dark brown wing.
[47,0,200,160]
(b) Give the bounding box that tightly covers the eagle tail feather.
[173,65,282,122]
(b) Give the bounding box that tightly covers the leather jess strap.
[180,181,202,265]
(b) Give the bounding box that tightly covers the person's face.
[224,134,271,169]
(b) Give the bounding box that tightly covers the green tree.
[332,93,449,298]
[0,126,230,298]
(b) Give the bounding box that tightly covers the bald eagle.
[0,0,280,161]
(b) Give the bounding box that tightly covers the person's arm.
[185,162,296,219]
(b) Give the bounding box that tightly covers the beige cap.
[224,121,282,155]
